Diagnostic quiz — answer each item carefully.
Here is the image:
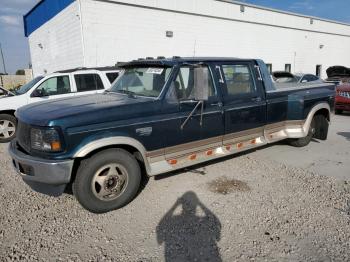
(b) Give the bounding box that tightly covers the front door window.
[33,75,71,97]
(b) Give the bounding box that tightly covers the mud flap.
[314,115,329,140]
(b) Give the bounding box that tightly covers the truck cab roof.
[119,57,256,68]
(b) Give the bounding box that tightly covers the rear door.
[72,72,108,96]
[217,62,266,145]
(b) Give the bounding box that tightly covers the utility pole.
[0,43,7,74]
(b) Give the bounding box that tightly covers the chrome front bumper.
[8,141,74,196]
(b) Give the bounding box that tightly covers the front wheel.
[288,117,315,147]
[73,148,141,213]
[0,114,17,143]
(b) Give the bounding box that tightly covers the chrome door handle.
[210,102,223,107]
[251,97,262,102]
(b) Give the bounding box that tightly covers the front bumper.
[8,141,74,196]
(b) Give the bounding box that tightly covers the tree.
[15,69,25,75]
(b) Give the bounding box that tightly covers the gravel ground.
[0,117,350,261]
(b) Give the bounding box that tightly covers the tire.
[73,148,141,213]
[335,109,343,115]
[288,117,316,147]
[0,114,17,143]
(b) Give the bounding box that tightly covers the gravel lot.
[0,114,349,261]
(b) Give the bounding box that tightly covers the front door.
[163,64,224,160]
[30,74,73,103]
[217,62,266,145]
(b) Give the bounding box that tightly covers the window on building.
[106,72,119,83]
[74,74,104,92]
[316,65,322,77]
[240,5,245,13]
[222,64,256,95]
[285,64,291,73]
[33,75,71,97]
[266,64,272,73]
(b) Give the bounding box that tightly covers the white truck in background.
[0,67,120,143]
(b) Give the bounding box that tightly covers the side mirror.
[193,67,209,101]
[31,89,44,97]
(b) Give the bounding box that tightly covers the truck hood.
[326,66,350,78]
[16,93,160,127]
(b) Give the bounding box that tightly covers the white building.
[24,0,350,78]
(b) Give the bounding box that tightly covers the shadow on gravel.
[337,132,350,141]
[157,192,222,262]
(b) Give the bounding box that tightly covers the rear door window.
[106,72,119,83]
[221,64,257,95]
[74,74,104,92]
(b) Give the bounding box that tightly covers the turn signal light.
[206,150,213,156]
[237,142,244,149]
[189,154,197,160]
[51,141,61,151]
[168,159,178,165]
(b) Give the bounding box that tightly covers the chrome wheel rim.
[91,163,129,201]
[0,120,16,139]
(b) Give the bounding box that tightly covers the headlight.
[30,128,62,152]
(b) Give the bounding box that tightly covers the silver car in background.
[272,71,323,84]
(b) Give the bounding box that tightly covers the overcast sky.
[0,0,350,74]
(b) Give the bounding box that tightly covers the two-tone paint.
[11,57,335,194]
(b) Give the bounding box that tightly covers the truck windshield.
[109,67,172,98]
[16,76,44,95]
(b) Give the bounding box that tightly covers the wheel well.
[314,108,330,121]
[0,110,16,117]
[70,144,147,184]
[313,108,330,140]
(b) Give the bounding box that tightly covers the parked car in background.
[0,67,120,143]
[326,66,350,85]
[335,83,350,114]
[325,66,350,114]
[9,57,335,213]
[272,71,323,84]
[0,86,15,97]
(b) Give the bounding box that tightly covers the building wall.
[28,1,84,76]
[80,0,350,78]
[0,69,33,90]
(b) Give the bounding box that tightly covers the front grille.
[338,91,350,99]
[16,121,31,153]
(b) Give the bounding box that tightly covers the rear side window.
[309,75,319,81]
[222,64,256,95]
[74,74,104,92]
[106,72,119,83]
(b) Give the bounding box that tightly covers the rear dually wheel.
[288,117,316,147]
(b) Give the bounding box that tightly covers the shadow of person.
[157,191,222,262]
